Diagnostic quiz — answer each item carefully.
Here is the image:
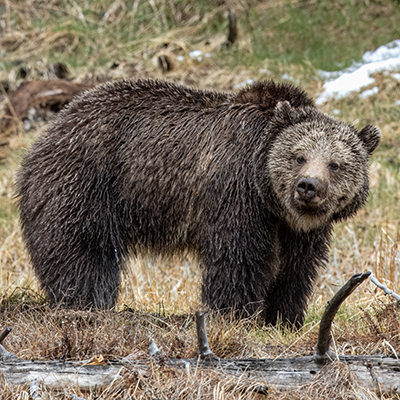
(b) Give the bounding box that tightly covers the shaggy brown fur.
[16,79,381,326]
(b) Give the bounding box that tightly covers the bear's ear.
[274,100,291,114]
[358,125,381,154]
[273,100,294,121]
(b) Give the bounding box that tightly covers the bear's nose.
[297,177,320,201]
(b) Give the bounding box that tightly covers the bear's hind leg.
[35,237,122,309]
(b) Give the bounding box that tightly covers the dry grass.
[1,0,400,398]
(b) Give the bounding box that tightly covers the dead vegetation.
[1,0,400,398]
[1,298,400,398]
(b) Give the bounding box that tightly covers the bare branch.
[370,273,400,303]
[315,271,372,361]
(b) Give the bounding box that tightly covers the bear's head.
[264,101,381,231]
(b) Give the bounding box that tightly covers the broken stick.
[315,270,371,361]
[370,273,400,304]
[0,327,12,345]
[195,311,219,360]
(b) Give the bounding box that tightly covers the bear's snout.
[297,177,322,203]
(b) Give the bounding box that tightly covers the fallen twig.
[30,379,42,399]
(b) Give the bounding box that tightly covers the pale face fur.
[268,118,370,231]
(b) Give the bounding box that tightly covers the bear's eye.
[296,156,306,165]
[329,162,339,171]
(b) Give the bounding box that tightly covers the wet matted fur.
[16,79,381,326]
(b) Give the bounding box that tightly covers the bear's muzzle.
[296,176,327,207]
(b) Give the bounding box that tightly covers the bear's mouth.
[293,191,325,211]
[296,198,320,208]
[291,197,329,217]
[286,198,332,232]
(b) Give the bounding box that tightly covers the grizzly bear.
[16,79,381,327]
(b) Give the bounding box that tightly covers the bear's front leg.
[200,216,280,318]
[263,224,332,328]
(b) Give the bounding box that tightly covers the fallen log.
[0,272,399,394]
[1,346,399,393]
[0,358,125,389]
[0,80,93,134]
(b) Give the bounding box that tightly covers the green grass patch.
[2,0,400,74]
[247,0,400,71]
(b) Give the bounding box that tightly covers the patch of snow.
[359,86,379,99]
[23,119,31,132]
[395,100,400,105]
[316,40,400,105]
[234,79,254,89]
[189,50,202,58]
[205,53,211,58]
[176,55,184,62]
[362,39,400,63]
[317,70,340,80]
[392,73,400,81]
[281,74,300,84]
[332,109,341,115]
